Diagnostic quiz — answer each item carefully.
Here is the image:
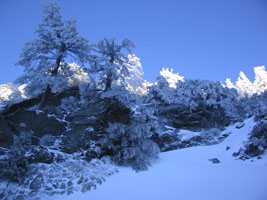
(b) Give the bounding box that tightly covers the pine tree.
[16,2,90,107]
[101,105,159,171]
[90,38,135,91]
[253,66,267,95]
[236,71,256,98]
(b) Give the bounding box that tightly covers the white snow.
[179,129,201,141]
[42,118,267,200]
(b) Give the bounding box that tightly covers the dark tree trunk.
[104,73,112,91]
[104,57,114,91]
[39,84,52,108]
[39,43,66,108]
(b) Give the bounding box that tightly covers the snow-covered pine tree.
[253,66,267,96]
[120,54,148,96]
[15,2,90,107]
[236,71,256,98]
[145,68,183,105]
[101,105,159,171]
[225,78,236,89]
[0,132,32,183]
[90,38,135,91]
[159,68,184,89]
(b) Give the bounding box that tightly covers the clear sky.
[0,0,267,85]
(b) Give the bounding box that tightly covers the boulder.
[29,174,44,190]
[209,158,220,164]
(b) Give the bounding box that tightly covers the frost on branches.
[101,105,159,171]
[254,66,267,96]
[160,68,184,88]
[236,72,256,98]
[225,66,267,98]
[15,2,90,102]
[89,38,135,91]
[15,63,89,97]
[145,68,182,104]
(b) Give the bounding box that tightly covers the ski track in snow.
[43,118,267,200]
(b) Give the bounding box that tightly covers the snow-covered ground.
[43,118,267,200]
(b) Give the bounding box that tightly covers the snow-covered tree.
[90,38,135,91]
[145,69,183,104]
[101,105,159,171]
[16,63,89,97]
[224,78,236,89]
[120,54,148,96]
[0,132,32,183]
[235,71,256,98]
[15,2,90,107]
[253,66,267,95]
[159,68,184,88]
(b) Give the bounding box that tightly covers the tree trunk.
[104,73,112,91]
[39,84,51,108]
[40,43,65,108]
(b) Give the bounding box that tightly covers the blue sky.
[0,0,267,85]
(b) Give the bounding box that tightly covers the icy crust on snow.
[45,118,267,200]
[0,153,117,200]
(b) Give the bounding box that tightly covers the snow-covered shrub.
[101,85,138,108]
[0,155,117,200]
[0,132,32,183]
[239,92,267,118]
[145,76,177,105]
[201,128,221,138]
[101,105,159,171]
[59,96,80,114]
[242,120,267,157]
[199,128,222,144]
[39,134,56,147]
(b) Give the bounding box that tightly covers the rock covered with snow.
[234,117,267,159]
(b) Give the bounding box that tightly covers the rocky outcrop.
[157,104,229,131]
[0,110,66,148]
[61,97,131,154]
[234,118,267,159]
[0,87,80,148]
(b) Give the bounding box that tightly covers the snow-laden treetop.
[159,68,184,88]
[225,66,267,97]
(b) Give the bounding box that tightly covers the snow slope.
[43,118,267,200]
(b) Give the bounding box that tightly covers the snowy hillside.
[1,3,266,200]
[43,118,267,200]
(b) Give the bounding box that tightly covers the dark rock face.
[157,104,228,131]
[0,110,66,148]
[61,97,131,154]
[0,88,80,149]
[0,117,14,148]
[233,118,267,160]
[243,119,267,157]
